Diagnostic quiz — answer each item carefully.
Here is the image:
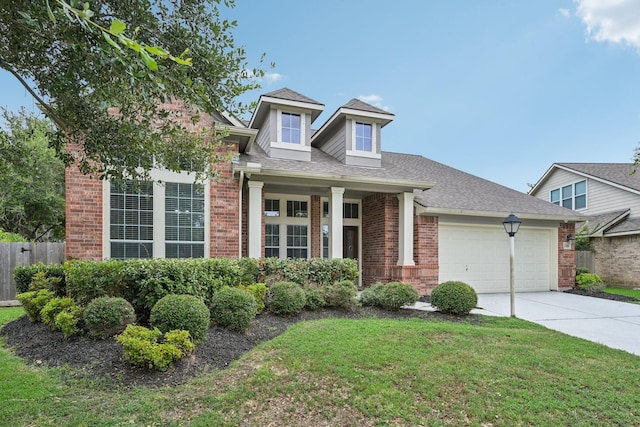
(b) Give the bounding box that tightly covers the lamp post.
[502,213,521,318]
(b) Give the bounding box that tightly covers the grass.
[1,307,639,426]
[605,287,640,302]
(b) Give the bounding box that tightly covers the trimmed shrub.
[150,294,210,344]
[41,297,78,328]
[268,282,306,316]
[304,287,327,310]
[55,307,84,339]
[238,257,260,285]
[239,283,267,313]
[66,260,126,306]
[431,281,478,315]
[16,289,55,322]
[360,282,385,307]
[576,273,605,292]
[210,287,257,332]
[325,280,358,309]
[116,325,194,371]
[14,264,65,295]
[84,297,136,339]
[257,258,360,287]
[377,282,419,311]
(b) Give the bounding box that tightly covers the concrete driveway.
[476,292,640,356]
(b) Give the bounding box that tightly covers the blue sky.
[3,1,640,192]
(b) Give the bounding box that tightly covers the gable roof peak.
[262,88,324,106]
[342,98,394,116]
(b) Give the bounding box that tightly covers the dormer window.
[355,122,372,152]
[281,112,301,144]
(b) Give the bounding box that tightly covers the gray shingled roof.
[557,163,640,193]
[576,209,629,234]
[342,98,394,116]
[605,216,640,235]
[239,146,582,219]
[262,88,324,106]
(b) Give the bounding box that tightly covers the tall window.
[165,183,205,258]
[550,180,586,210]
[322,224,329,258]
[287,225,308,258]
[110,180,153,259]
[281,112,301,144]
[355,122,372,152]
[265,224,280,258]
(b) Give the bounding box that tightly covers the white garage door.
[438,224,556,293]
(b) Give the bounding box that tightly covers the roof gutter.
[415,205,586,222]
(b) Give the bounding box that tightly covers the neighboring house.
[529,162,640,285]
[66,88,582,295]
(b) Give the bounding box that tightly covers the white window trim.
[348,119,381,159]
[264,193,311,259]
[103,169,210,259]
[276,109,306,146]
[549,179,587,211]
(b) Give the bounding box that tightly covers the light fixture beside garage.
[502,213,521,318]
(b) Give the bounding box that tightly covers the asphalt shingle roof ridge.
[262,88,323,105]
[342,98,393,115]
[556,162,640,192]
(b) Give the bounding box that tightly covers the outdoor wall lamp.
[502,213,521,318]
[566,234,574,242]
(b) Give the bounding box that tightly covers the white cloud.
[357,94,391,111]
[559,8,570,18]
[576,0,640,50]
[263,72,283,84]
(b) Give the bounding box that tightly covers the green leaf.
[140,50,158,70]
[46,0,57,24]
[102,32,122,51]
[173,57,192,66]
[144,45,169,58]
[110,19,126,35]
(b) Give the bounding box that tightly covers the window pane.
[282,112,301,144]
[355,122,372,152]
[550,189,560,204]
[575,180,586,195]
[562,198,572,209]
[575,194,586,209]
[164,182,205,258]
[562,185,572,199]
[287,200,308,217]
[265,199,280,217]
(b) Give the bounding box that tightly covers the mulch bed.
[0,306,476,388]
[563,288,639,302]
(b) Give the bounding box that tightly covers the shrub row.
[360,282,419,310]
[14,263,66,295]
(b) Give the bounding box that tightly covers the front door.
[343,226,358,259]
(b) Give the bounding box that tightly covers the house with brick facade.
[66,88,582,295]
[530,162,640,286]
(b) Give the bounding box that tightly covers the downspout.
[238,170,244,258]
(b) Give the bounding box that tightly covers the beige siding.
[533,168,640,216]
[254,110,273,156]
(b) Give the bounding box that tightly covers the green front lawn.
[605,287,640,302]
[1,307,638,426]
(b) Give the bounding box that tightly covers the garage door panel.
[439,224,553,294]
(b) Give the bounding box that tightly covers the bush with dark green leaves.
[210,287,257,332]
[54,308,84,339]
[150,294,210,344]
[325,280,358,309]
[116,325,194,371]
[16,289,55,322]
[13,263,66,295]
[84,297,136,339]
[304,287,327,310]
[268,282,306,316]
[377,282,419,311]
[576,273,605,292]
[239,283,267,313]
[431,281,478,315]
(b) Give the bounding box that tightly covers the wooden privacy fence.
[576,250,595,274]
[0,242,66,304]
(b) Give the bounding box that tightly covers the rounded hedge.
[431,281,478,315]
[268,282,306,316]
[84,296,136,339]
[359,282,385,307]
[210,287,257,332]
[304,287,327,311]
[378,282,419,311]
[150,294,210,344]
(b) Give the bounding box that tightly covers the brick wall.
[558,222,576,290]
[592,235,640,286]
[209,147,240,258]
[65,144,103,260]
[362,193,398,286]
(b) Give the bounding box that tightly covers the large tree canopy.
[0,0,264,182]
[0,108,65,241]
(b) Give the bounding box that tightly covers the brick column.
[310,195,321,258]
[558,222,576,290]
